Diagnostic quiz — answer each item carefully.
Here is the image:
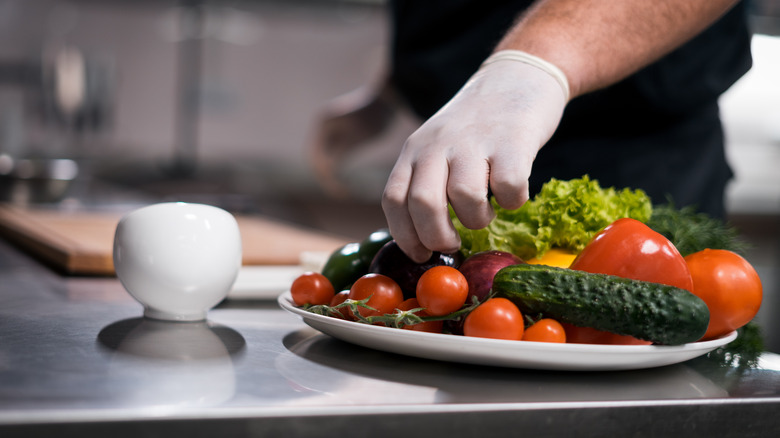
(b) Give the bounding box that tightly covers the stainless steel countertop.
[1,237,779,438]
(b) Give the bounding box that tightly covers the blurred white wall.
[721,34,780,215]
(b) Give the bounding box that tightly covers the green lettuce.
[451,176,652,260]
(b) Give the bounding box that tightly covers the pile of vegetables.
[290,176,764,355]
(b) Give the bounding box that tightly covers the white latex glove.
[382,51,570,262]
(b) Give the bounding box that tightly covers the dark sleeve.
[555,2,753,141]
[389,0,752,125]
[388,0,534,118]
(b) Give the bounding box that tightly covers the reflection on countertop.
[97,318,246,408]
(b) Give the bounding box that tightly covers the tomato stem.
[302,295,483,329]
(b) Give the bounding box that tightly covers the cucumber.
[492,264,709,345]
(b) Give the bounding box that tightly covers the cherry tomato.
[522,318,566,343]
[570,218,694,292]
[328,290,352,319]
[348,273,404,318]
[396,298,443,333]
[561,323,652,345]
[290,272,335,306]
[463,298,524,340]
[416,266,469,316]
[370,240,463,299]
[685,249,763,340]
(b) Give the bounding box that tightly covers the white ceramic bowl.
[113,202,242,321]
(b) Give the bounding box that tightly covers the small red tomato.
[348,273,404,318]
[416,266,469,316]
[328,290,352,319]
[522,318,566,343]
[290,272,335,306]
[396,298,443,333]
[570,217,694,292]
[561,323,652,345]
[463,298,524,340]
[685,249,763,340]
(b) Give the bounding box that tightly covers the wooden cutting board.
[0,204,350,275]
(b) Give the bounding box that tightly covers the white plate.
[278,292,737,371]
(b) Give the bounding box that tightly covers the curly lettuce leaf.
[451,176,652,260]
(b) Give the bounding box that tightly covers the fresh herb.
[304,296,481,328]
[646,202,750,257]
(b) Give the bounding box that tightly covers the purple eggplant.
[368,240,463,299]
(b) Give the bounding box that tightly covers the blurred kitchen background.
[0,0,778,350]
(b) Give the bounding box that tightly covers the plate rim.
[277,292,737,368]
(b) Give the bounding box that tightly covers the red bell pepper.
[569,217,694,292]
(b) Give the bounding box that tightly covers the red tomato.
[328,290,352,319]
[685,249,763,340]
[396,298,443,333]
[348,273,404,318]
[522,318,566,343]
[561,323,652,345]
[290,272,335,306]
[463,298,524,340]
[570,218,693,292]
[416,266,469,316]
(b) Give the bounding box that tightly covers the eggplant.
[368,240,462,299]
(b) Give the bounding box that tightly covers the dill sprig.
[646,202,750,257]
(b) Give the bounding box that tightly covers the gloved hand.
[382,51,570,262]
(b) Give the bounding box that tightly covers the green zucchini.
[492,264,709,345]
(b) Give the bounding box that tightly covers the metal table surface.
[0,238,778,438]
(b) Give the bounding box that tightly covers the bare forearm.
[495,0,741,98]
